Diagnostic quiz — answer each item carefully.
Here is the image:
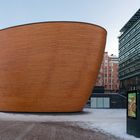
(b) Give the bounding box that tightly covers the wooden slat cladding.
[0,22,107,112]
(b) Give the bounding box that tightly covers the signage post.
[127,90,140,137]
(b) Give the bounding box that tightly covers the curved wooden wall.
[0,22,107,112]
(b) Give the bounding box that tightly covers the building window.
[91,97,110,108]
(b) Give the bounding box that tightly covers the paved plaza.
[0,109,139,140]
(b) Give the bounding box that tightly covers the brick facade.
[96,52,119,92]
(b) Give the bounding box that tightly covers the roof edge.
[0,21,107,33]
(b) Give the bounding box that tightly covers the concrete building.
[95,52,119,92]
[118,9,140,94]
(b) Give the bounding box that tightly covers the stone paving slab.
[0,121,120,140]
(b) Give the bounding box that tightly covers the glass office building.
[119,9,140,94]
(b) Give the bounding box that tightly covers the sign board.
[127,91,137,119]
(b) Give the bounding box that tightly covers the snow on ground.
[0,109,139,140]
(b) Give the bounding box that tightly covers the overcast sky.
[0,0,140,56]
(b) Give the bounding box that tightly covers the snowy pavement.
[0,109,139,140]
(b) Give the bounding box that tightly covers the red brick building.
[96,52,119,92]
